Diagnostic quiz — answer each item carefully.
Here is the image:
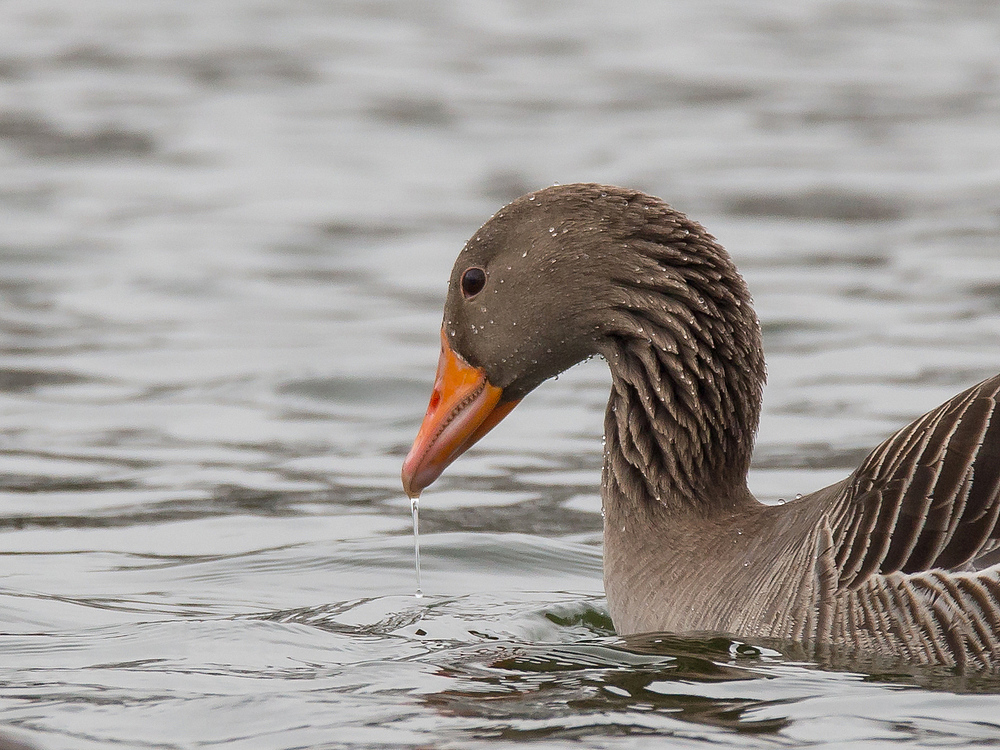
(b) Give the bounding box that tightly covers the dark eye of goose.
[461,267,487,298]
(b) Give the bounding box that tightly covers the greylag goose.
[401,183,1000,670]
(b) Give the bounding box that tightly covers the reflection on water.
[1,0,1000,747]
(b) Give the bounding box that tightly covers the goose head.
[402,183,764,502]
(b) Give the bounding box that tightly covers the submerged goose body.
[402,183,1000,670]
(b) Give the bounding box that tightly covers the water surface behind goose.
[2,1,1000,747]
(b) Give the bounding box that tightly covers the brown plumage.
[402,183,1000,670]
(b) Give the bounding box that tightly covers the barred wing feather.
[832,374,1000,589]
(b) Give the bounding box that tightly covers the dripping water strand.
[411,497,423,598]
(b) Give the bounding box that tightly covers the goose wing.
[830,374,1000,589]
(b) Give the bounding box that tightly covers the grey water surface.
[2,1,1000,748]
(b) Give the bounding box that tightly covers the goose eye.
[461,267,487,298]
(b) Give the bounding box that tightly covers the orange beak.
[402,330,520,498]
